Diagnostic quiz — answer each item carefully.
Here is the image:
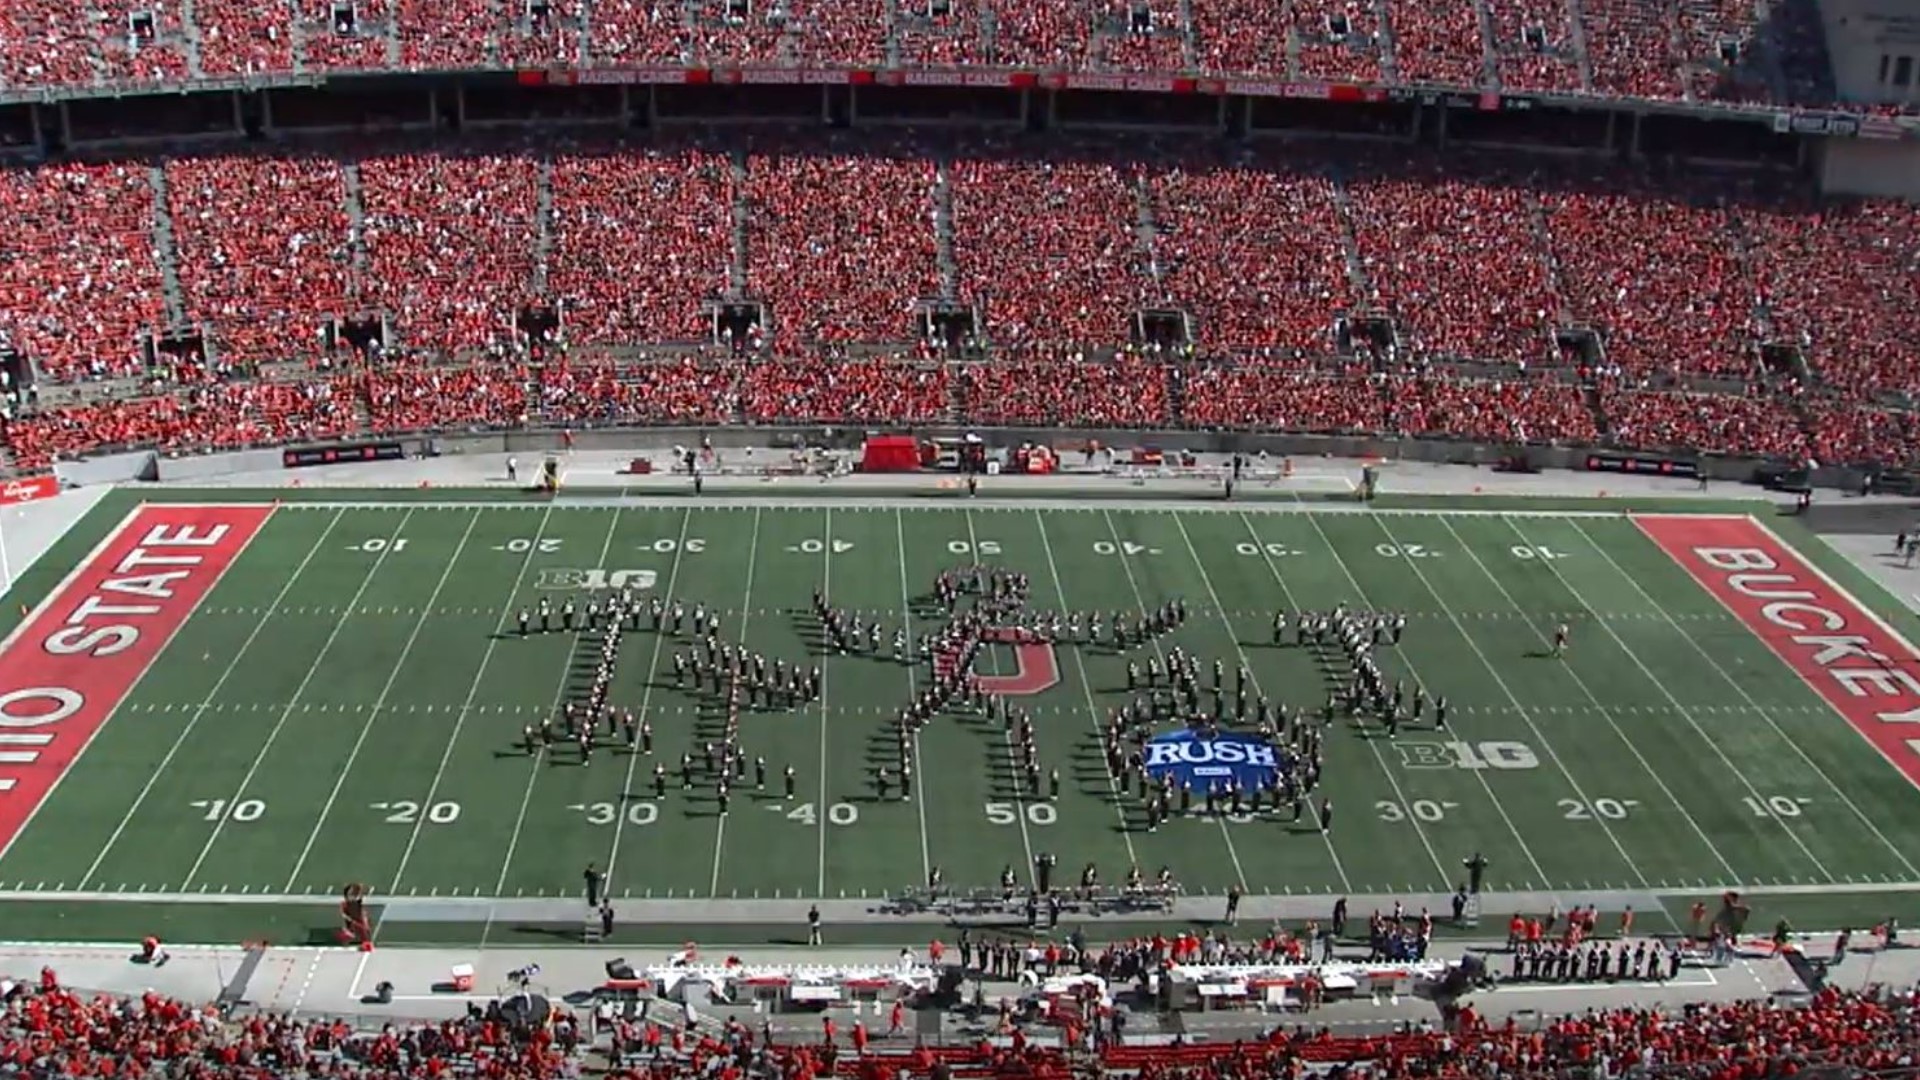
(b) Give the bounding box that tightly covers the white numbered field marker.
[645,539,706,553]
[350,538,408,554]
[949,540,1003,556]
[786,802,859,826]
[1376,798,1453,823]
[372,800,461,824]
[1375,542,1437,559]
[570,801,658,826]
[1743,795,1810,818]
[1560,797,1637,821]
[984,801,1056,826]
[1235,542,1302,557]
[497,538,561,553]
[192,798,265,822]
[1511,545,1567,560]
[1092,540,1158,556]
[787,540,856,554]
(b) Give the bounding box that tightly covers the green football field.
[5,493,1920,941]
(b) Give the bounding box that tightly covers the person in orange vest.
[888,999,906,1037]
[1619,907,1635,938]
[821,1016,836,1047]
[1508,914,1526,949]
[929,939,945,966]
[1689,900,1709,938]
[851,1021,868,1056]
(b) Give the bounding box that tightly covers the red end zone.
[1637,514,1920,789]
[0,504,271,854]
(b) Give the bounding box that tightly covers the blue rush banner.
[1143,729,1284,793]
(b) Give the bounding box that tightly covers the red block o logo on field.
[972,629,1061,696]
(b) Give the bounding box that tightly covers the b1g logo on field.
[535,568,658,591]
[1144,729,1284,791]
[1394,740,1540,771]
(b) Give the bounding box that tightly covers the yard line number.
[1375,543,1438,559]
[1092,541,1156,556]
[351,538,408,553]
[787,802,859,827]
[1560,797,1638,821]
[949,540,1003,556]
[1235,542,1303,557]
[985,801,1056,826]
[500,538,562,553]
[1377,799,1454,823]
[1511,545,1568,560]
[571,801,659,826]
[645,539,705,553]
[372,800,460,824]
[192,798,265,822]
[1743,795,1810,818]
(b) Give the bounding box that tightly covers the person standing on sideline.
[584,863,605,907]
[807,904,822,946]
[599,902,614,940]
[1225,883,1242,925]
[507,457,518,483]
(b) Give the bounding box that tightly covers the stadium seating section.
[0,135,1915,472]
[3,968,1919,1079]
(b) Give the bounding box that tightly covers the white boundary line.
[708,507,762,898]
[188,499,1752,518]
[282,510,487,889]
[1032,509,1139,869]
[384,503,559,894]
[78,509,347,890]
[1286,506,1557,888]
[0,503,277,869]
[1168,512,1359,892]
[1496,515,1816,880]
[1449,516,1751,877]
[1365,511,1647,887]
[605,506,692,890]
[179,509,416,891]
[1616,514,1920,878]
[1100,508,1248,890]
[1231,511,1451,890]
[899,507,932,888]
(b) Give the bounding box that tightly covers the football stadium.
[0,0,1917,1073]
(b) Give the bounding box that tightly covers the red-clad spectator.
[742,357,950,424]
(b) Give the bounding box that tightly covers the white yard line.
[708,507,761,898]
[384,504,558,894]
[1365,512,1647,887]
[78,510,346,890]
[179,509,417,891]
[1580,518,1920,880]
[1100,510,1248,890]
[1489,515,1793,881]
[282,511,486,890]
[1286,507,1556,888]
[490,506,631,898]
[1228,512,1449,890]
[600,508,693,887]
[901,508,932,887]
[1168,512,1356,893]
[815,507,833,897]
[966,509,1034,885]
[1032,510,1139,869]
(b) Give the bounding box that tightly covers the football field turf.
[5,493,1920,942]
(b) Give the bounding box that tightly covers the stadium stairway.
[532,156,556,297]
[342,162,372,285]
[146,164,190,331]
[1562,0,1599,90]
[729,151,751,298]
[1466,0,1498,88]
[933,157,960,302]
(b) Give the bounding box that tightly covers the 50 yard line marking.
[604,506,694,891]
[283,510,486,890]
[179,509,417,892]
[708,507,761,898]
[1101,509,1246,891]
[967,508,1033,886]
[488,506,628,901]
[77,510,344,890]
[383,504,558,895]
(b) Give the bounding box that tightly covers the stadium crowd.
[0,136,1913,473]
[9,960,1920,1080]
[0,0,1875,111]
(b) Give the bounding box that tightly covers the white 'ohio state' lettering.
[42,524,228,659]
[1697,546,1920,701]
[1145,741,1278,769]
